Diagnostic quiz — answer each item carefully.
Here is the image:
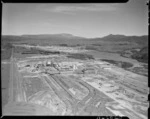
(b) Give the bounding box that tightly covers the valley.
[2,40,148,118]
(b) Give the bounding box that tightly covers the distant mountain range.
[2,33,148,40]
[2,33,148,46]
[21,33,86,40]
[103,34,148,41]
[2,33,148,63]
[97,34,127,39]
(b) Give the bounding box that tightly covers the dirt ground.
[2,63,10,108]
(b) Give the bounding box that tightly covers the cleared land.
[2,34,148,117]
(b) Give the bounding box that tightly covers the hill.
[2,34,148,46]
[1,34,148,61]
[91,34,148,45]
[21,33,86,40]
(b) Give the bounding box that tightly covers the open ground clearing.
[2,34,148,117]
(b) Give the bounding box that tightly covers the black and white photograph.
[2,1,148,118]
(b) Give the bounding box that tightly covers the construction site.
[2,49,148,118]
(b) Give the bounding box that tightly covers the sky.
[2,0,148,38]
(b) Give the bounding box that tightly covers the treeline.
[101,59,133,69]
[58,44,81,47]
[131,47,148,63]
[67,53,94,60]
[21,47,60,55]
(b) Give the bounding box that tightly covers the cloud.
[39,4,118,14]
